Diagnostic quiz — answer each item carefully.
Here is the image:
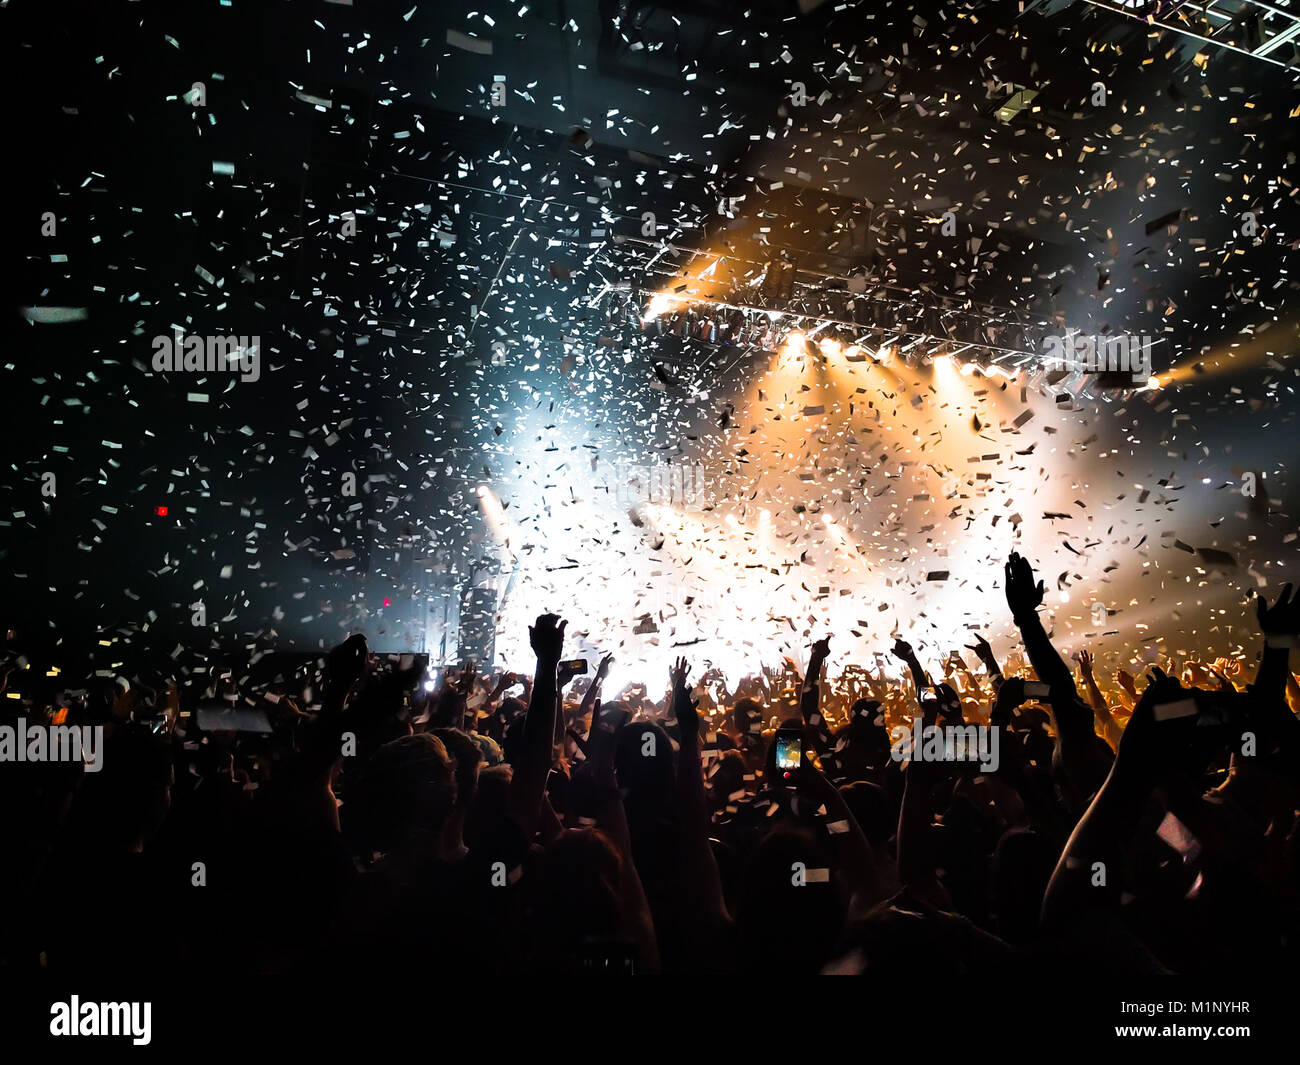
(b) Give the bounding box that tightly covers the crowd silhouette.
[2,552,1298,978]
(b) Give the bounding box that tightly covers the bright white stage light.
[643,293,679,322]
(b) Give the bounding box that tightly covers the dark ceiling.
[3,0,1297,673]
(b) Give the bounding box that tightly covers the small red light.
[154,505,169,517]
[383,597,392,607]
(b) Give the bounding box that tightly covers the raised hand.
[458,660,477,693]
[1076,648,1095,679]
[579,700,628,799]
[965,632,994,664]
[1256,584,1299,638]
[670,655,690,693]
[807,636,831,689]
[1004,552,1046,622]
[528,613,567,664]
[1210,668,1236,693]
[671,656,701,742]
[891,637,915,662]
[1115,667,1137,696]
[596,652,614,681]
[557,660,580,689]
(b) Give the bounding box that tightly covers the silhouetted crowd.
[3,553,1299,978]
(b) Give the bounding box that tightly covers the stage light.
[818,337,842,358]
[643,293,679,322]
[154,505,168,517]
[774,330,809,372]
[971,361,1017,381]
[383,596,393,607]
[476,484,515,557]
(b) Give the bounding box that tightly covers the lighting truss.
[589,237,1061,367]
[1080,0,1300,71]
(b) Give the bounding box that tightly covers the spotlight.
[779,331,808,364]
[643,293,676,322]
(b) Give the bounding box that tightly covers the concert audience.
[2,554,1298,977]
